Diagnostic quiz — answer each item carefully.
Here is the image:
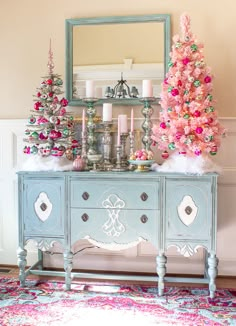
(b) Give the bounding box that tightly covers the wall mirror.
[65,14,171,106]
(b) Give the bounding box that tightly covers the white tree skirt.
[21,155,73,171]
[151,152,222,175]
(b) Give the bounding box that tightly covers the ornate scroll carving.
[34,192,52,222]
[102,194,125,237]
[177,195,198,226]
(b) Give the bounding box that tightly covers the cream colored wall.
[1,0,236,118]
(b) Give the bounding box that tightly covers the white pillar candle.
[86,80,95,98]
[82,108,86,132]
[119,114,128,133]
[103,103,112,122]
[117,116,120,146]
[130,108,134,133]
[142,80,153,97]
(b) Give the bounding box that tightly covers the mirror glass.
[65,14,171,106]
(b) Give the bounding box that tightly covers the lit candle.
[117,116,120,146]
[130,108,134,133]
[103,103,112,122]
[86,80,95,98]
[142,80,153,97]
[82,109,86,132]
[119,114,128,133]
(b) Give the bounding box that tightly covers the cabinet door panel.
[23,178,65,237]
[166,179,212,240]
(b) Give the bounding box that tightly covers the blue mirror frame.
[65,14,171,106]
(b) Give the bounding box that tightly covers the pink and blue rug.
[0,277,235,325]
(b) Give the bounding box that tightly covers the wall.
[1,0,236,118]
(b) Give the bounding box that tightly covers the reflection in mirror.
[65,14,171,106]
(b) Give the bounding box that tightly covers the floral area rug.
[0,277,235,325]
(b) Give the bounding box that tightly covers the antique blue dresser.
[17,171,218,298]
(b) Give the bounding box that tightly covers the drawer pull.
[140,214,148,223]
[82,192,89,200]
[81,213,89,222]
[185,206,192,215]
[140,192,148,201]
[40,203,47,211]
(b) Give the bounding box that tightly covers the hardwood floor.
[1,265,236,288]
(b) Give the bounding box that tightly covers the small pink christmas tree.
[152,13,225,162]
[23,41,79,162]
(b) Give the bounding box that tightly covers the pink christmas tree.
[23,42,79,162]
[152,13,225,162]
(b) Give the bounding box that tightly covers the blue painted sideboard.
[17,171,218,297]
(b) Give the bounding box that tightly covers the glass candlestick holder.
[102,121,113,171]
[120,132,129,169]
[81,130,89,170]
[82,97,98,155]
[139,97,156,152]
[112,145,126,172]
[129,131,135,158]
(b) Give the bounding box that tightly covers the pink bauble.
[194,110,201,117]
[204,76,212,83]
[73,155,85,171]
[161,151,169,159]
[175,131,182,140]
[194,149,202,156]
[182,57,190,65]
[196,127,203,134]
[171,88,179,96]
[160,122,167,129]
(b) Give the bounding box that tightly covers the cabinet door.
[23,177,65,237]
[166,179,212,241]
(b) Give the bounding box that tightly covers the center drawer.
[70,180,159,210]
[71,208,159,246]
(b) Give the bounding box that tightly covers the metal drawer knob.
[140,214,148,223]
[81,213,89,222]
[82,192,89,200]
[140,192,148,201]
[185,206,193,215]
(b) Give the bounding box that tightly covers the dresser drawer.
[70,180,159,210]
[71,208,159,246]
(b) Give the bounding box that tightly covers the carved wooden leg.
[17,246,27,287]
[156,253,167,296]
[208,252,218,298]
[63,250,73,291]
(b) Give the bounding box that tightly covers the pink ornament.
[194,149,202,156]
[60,108,66,116]
[175,131,182,140]
[161,151,169,159]
[171,88,179,96]
[194,110,201,117]
[179,151,187,155]
[208,117,213,124]
[196,126,203,134]
[177,80,182,87]
[73,155,85,171]
[34,101,42,110]
[48,92,54,97]
[182,57,190,65]
[37,92,41,97]
[164,78,169,85]
[204,76,212,83]
[60,98,68,107]
[160,122,167,129]
[53,96,59,104]
[47,79,53,85]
